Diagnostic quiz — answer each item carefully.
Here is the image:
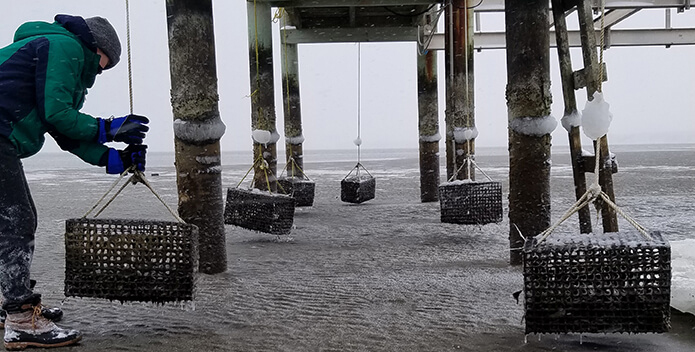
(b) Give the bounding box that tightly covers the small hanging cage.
[278,177,315,207]
[439,180,503,225]
[224,188,296,235]
[523,230,671,334]
[224,151,296,235]
[64,171,198,303]
[277,158,315,207]
[341,163,375,204]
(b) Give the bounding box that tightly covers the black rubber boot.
[3,295,81,350]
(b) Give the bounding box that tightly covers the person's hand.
[105,144,147,174]
[97,114,149,144]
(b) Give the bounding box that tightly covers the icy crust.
[453,127,478,143]
[508,115,557,137]
[173,116,226,142]
[439,179,474,186]
[252,129,280,145]
[671,239,695,315]
[561,110,581,132]
[344,175,373,182]
[530,231,668,249]
[581,92,613,140]
[285,135,305,145]
[239,187,292,198]
[419,132,441,142]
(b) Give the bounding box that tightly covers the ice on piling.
[252,129,272,145]
[508,115,557,136]
[453,127,478,143]
[561,110,582,132]
[671,239,695,315]
[581,92,613,140]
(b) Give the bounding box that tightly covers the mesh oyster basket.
[65,218,198,303]
[224,188,296,235]
[439,180,503,225]
[341,163,375,204]
[523,231,671,334]
[64,170,198,303]
[278,177,315,207]
[277,157,315,207]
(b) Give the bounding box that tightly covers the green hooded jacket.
[0,15,108,165]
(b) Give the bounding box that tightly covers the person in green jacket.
[0,14,148,350]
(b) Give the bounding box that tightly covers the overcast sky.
[3,1,694,153]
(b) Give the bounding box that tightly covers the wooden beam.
[283,27,695,48]
[256,0,438,7]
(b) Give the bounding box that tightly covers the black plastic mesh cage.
[278,176,315,207]
[523,231,671,335]
[64,218,199,303]
[224,188,296,235]
[439,181,503,224]
[341,176,376,204]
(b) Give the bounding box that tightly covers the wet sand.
[23,161,695,352]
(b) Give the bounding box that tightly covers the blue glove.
[97,114,149,144]
[105,144,147,174]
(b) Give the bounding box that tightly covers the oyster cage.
[224,188,296,235]
[64,218,199,303]
[439,181,503,225]
[523,231,671,335]
[278,176,315,207]
[341,175,376,204]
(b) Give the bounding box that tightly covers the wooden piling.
[577,0,619,232]
[166,0,227,274]
[445,0,475,181]
[505,0,553,265]
[552,0,592,234]
[281,43,305,178]
[417,11,440,203]
[249,1,278,191]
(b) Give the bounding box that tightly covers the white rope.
[356,42,362,176]
[125,0,134,114]
[536,138,652,244]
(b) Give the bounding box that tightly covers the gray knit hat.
[84,16,121,70]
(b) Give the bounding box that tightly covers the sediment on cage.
[224,187,296,235]
[523,230,671,334]
[278,176,315,207]
[341,175,376,204]
[64,218,199,304]
[439,181,503,225]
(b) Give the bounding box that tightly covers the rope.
[536,140,652,244]
[356,42,362,175]
[125,0,134,114]
[344,162,373,181]
[598,0,606,93]
[85,167,185,223]
[83,168,131,218]
[236,144,283,194]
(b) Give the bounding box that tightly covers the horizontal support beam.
[256,0,690,9]
[283,27,695,49]
[284,27,418,43]
[473,0,691,12]
[256,0,438,7]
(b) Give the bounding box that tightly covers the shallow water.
[20,144,695,351]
